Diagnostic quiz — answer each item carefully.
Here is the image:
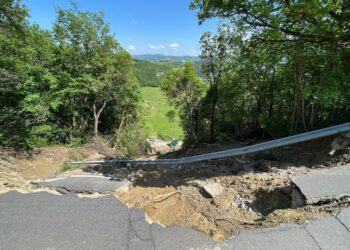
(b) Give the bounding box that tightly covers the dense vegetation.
[0,0,141,152]
[2,0,349,154]
[133,60,181,87]
[133,59,202,87]
[163,0,350,145]
[133,54,200,62]
[161,62,206,143]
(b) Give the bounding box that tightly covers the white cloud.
[149,44,165,50]
[169,43,179,48]
[149,44,159,50]
[131,19,137,25]
[127,45,136,51]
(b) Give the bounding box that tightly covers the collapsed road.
[0,192,350,250]
[1,124,350,249]
[1,190,350,250]
[1,163,350,250]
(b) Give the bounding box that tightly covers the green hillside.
[133,59,202,87]
[133,60,181,87]
[141,87,183,139]
[133,54,200,62]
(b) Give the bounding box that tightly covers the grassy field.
[141,87,183,139]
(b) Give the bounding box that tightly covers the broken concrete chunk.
[201,183,224,198]
[32,175,131,194]
[292,164,350,204]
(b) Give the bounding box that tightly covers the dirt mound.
[0,146,105,193]
[114,136,350,241]
[115,163,333,241]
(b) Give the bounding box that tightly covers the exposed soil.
[115,163,332,241]
[0,143,110,193]
[114,136,350,241]
[1,136,349,241]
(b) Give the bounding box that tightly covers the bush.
[115,122,148,157]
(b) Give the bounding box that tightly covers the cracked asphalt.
[292,164,350,204]
[1,190,350,250]
[32,175,130,194]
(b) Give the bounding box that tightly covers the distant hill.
[133,54,200,62]
[133,59,182,87]
[133,59,202,87]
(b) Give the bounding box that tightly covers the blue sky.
[23,0,217,56]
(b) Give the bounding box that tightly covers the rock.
[329,134,350,155]
[201,183,224,198]
[146,139,171,155]
[56,187,69,194]
[232,194,250,210]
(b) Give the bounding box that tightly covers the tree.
[200,24,238,142]
[52,6,139,140]
[1,1,141,148]
[161,62,207,144]
[191,0,350,48]
[0,0,55,146]
[189,0,350,144]
[53,6,116,139]
[93,51,138,138]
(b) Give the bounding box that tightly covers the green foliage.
[0,1,141,148]
[2,0,349,153]
[166,110,176,123]
[187,1,350,144]
[161,62,207,144]
[66,138,84,148]
[115,121,148,157]
[133,54,200,62]
[141,87,183,139]
[61,162,81,172]
[190,0,349,48]
[133,59,203,87]
[133,60,179,87]
[199,25,238,142]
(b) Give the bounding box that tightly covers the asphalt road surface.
[292,163,350,204]
[1,190,350,250]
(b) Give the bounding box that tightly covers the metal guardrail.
[71,123,350,166]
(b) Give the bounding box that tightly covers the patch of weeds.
[61,163,79,172]
[68,150,89,161]
[66,138,84,148]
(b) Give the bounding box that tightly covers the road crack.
[303,225,322,250]
[335,210,350,232]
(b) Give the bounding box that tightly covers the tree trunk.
[268,68,276,119]
[290,59,304,134]
[93,100,107,139]
[209,82,218,143]
[114,109,126,143]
